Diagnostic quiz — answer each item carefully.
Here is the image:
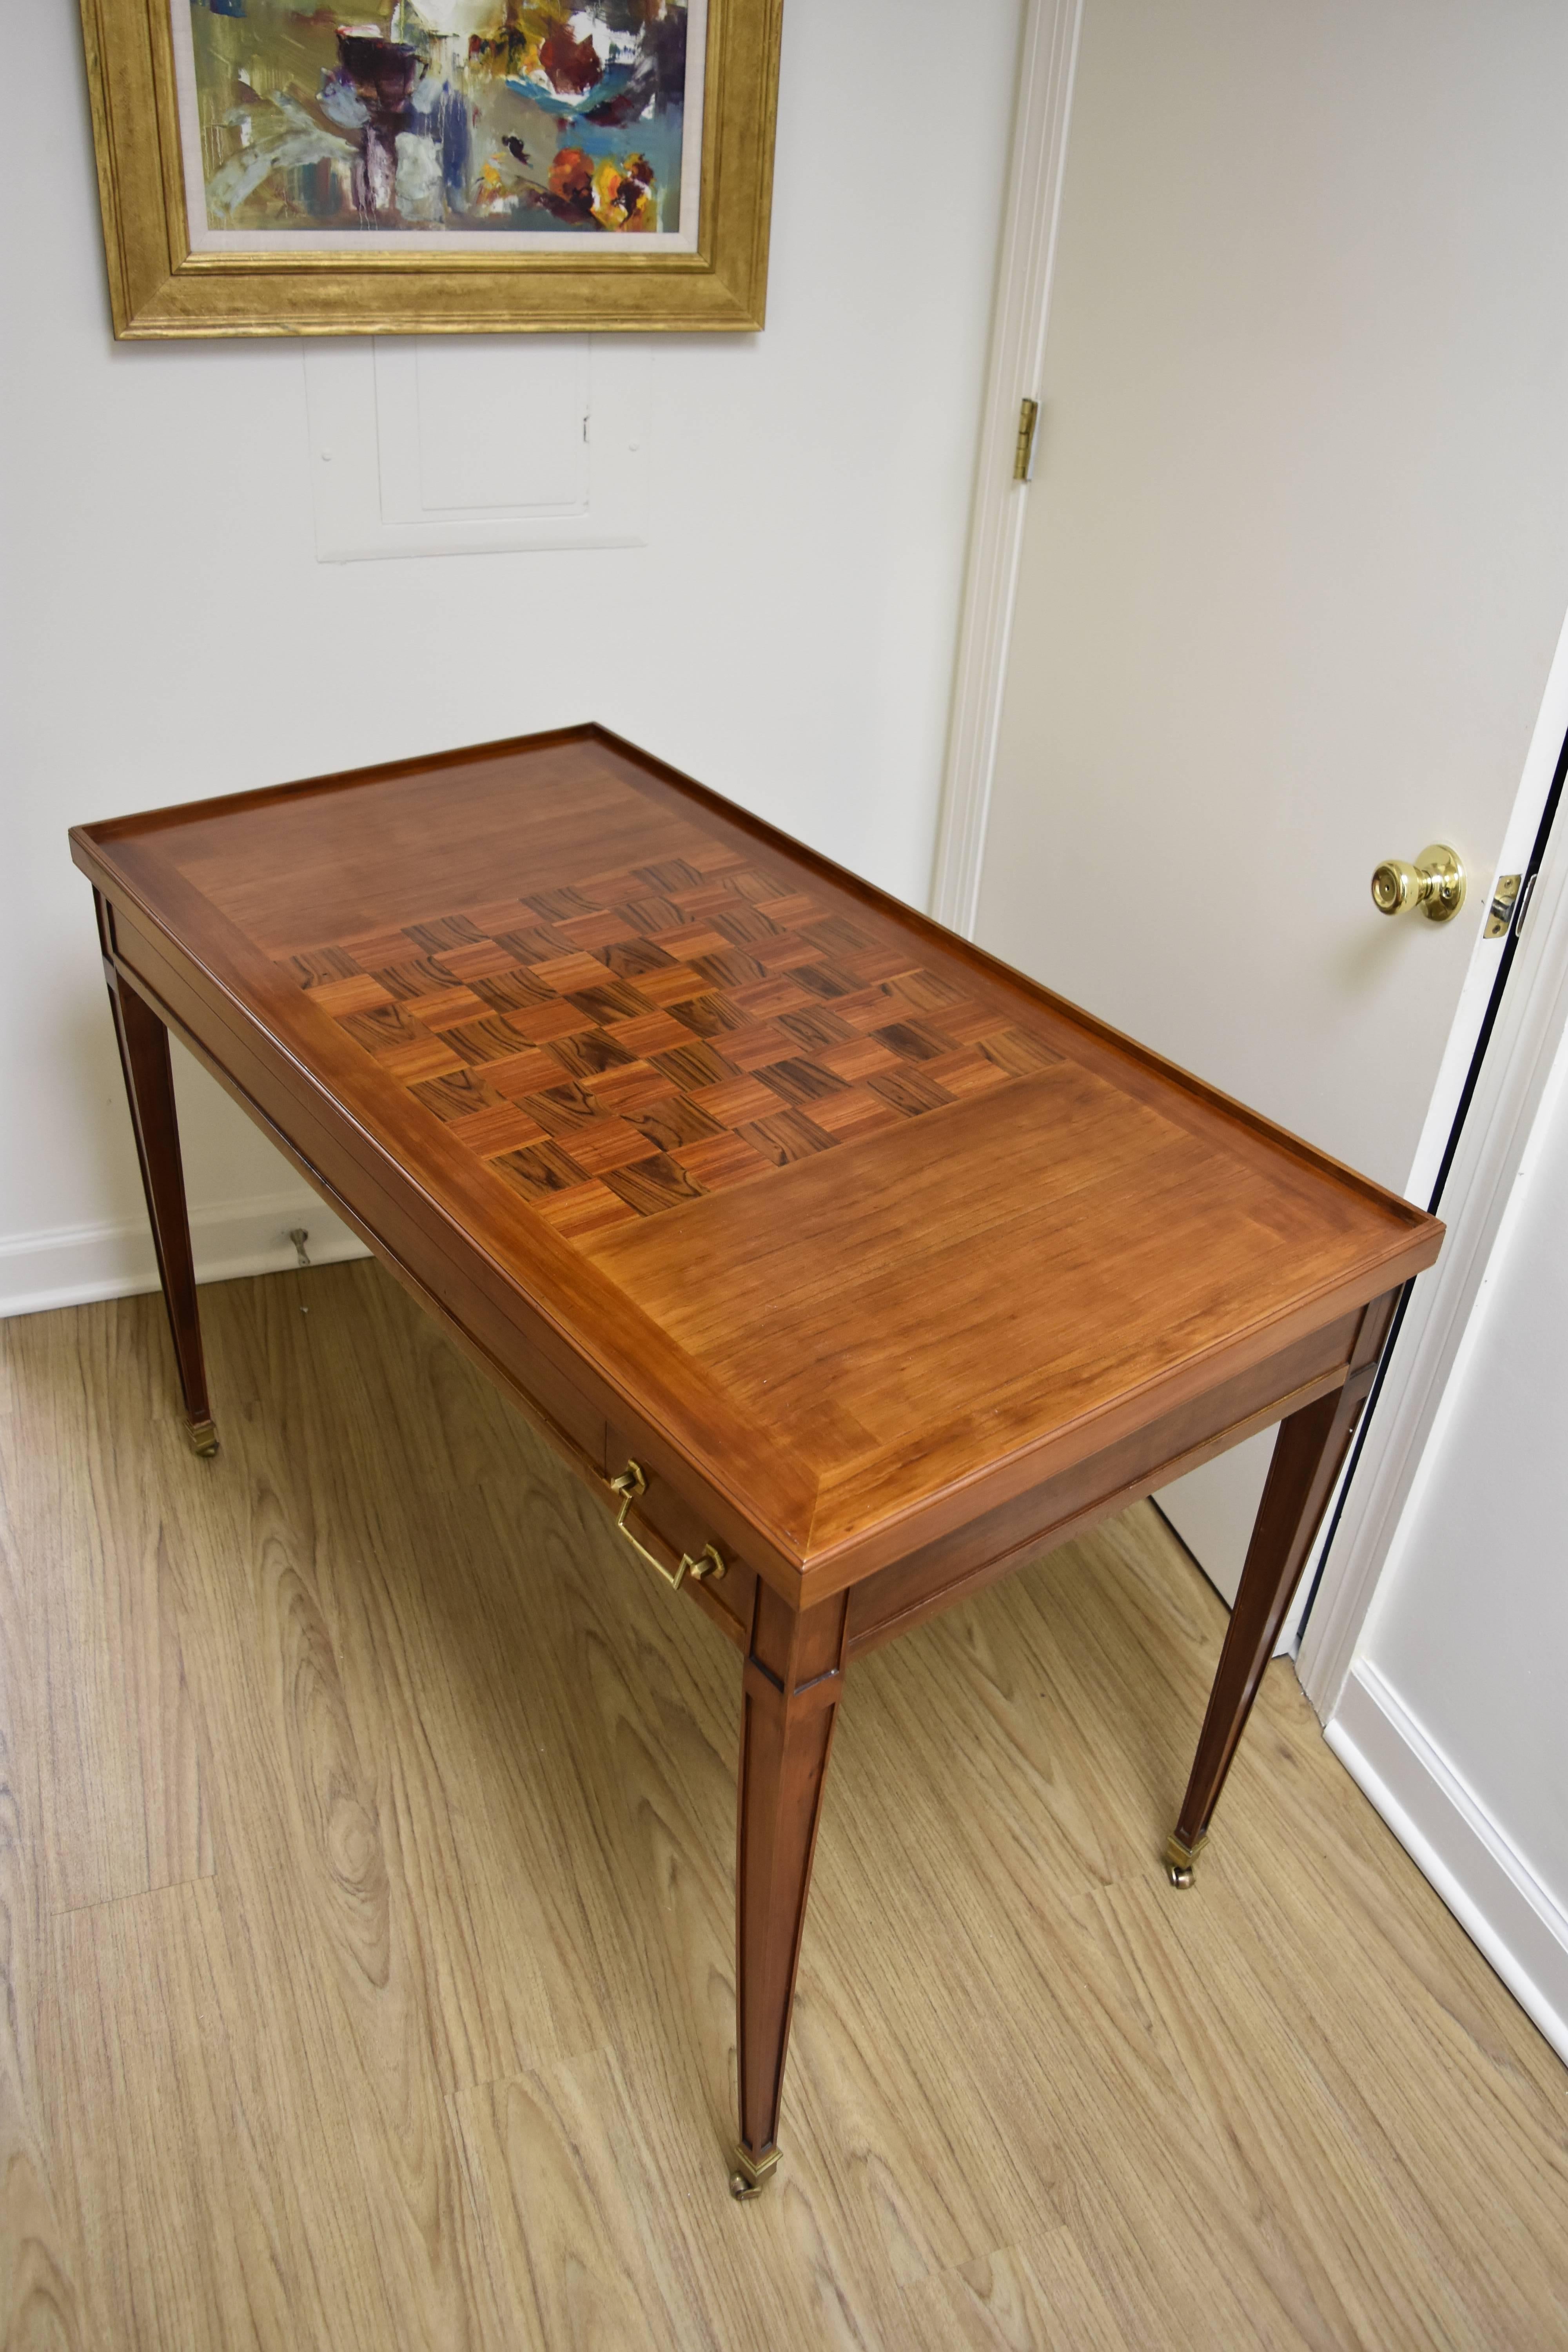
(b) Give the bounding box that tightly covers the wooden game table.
[70,726,1443,2198]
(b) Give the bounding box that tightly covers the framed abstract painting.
[79,0,782,334]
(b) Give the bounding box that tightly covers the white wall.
[0,0,1022,1312]
[1330,989,1568,2066]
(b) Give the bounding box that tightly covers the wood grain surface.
[2,1261,1563,2350]
[69,726,1443,1582]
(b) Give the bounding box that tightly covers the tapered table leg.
[1166,1303,1393,1884]
[731,1583,849,2198]
[102,936,218,1457]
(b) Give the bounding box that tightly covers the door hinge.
[1013,396,1040,483]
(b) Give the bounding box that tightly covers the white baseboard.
[1327,1661,1568,2069]
[0,1189,370,1319]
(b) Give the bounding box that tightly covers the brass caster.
[187,1417,220,1459]
[1163,1830,1207,1889]
[728,2144,779,2201]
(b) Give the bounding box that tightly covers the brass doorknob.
[1370,844,1465,924]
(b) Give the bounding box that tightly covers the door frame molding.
[929,0,1084,936]
[1297,600,1568,1716]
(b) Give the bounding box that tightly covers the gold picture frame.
[80,0,782,336]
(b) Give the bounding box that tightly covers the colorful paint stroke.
[177,1,700,240]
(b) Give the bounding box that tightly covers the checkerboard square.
[532,1180,642,1241]
[670,1132,774,1191]
[803,1085,906,1142]
[601,1152,707,1213]
[775,1006,856,1053]
[523,1081,600,1135]
[486,1047,572,1101]
[549,1030,638,1081]
[675,993,747,1040]
[558,1116,663,1175]
[871,1020,953,1063]
[565,980,656,1026]
[374,1035,468,1084]
[886,969,969,1015]
[755,936,829,975]
[436,941,527,982]
[633,962,709,1007]
[644,925,731,958]
[493,1140,588,1200]
[408,987,491,1031]
[552,910,641,952]
[756,1057,845,1110]
[791,959,862,1000]
[671,884,746,918]
[410,1068,508,1122]
[689,947,768,991]
[867,1067,953,1116]
[468,969,557,1016]
[603,1009,695,1058]
[446,1103,548,1156]
[837,944,921,984]
[446,1014,548,1064]
[716,1020,796,1071]
[489,924,579,965]
[649,1040,737,1090]
[521,888,592,922]
[687,1074,784,1126]
[289,947,362,988]
[308,973,394,1018]
[817,1036,902,1082]
[931,1000,1011,1046]
[923,1047,1014,1098]
[624,1095,724,1153]
[530,953,617,995]
[599,938,676,982]
[370,956,462,1002]
[753,894,825,927]
[341,1004,426,1053]
[728,975,817,1020]
[827,987,898,1034]
[582,1060,681,1115]
[502,1001,599,1047]
[734,1110,838,1165]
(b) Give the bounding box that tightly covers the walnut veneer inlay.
[281,856,1059,1247]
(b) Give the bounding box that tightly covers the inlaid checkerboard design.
[278,845,1061,1247]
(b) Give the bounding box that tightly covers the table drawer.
[603,1428,756,1652]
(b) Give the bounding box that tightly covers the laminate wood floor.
[1,1260,1563,2352]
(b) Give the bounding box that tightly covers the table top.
[73,726,1443,1579]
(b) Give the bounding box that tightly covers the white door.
[970,0,1568,1601]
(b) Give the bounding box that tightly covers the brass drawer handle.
[609,1462,727,1592]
